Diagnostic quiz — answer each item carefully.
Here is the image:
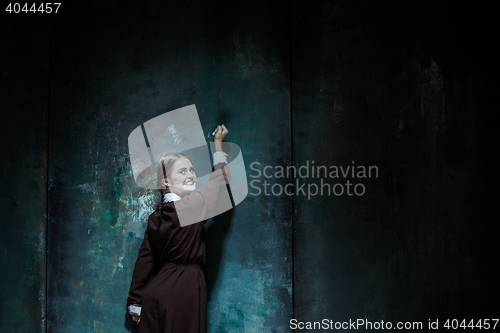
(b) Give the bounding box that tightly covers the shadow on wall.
[205,209,235,301]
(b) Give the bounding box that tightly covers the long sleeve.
[126,213,161,312]
[174,158,231,227]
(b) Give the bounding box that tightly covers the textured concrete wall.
[1,1,496,332]
[46,1,291,332]
[0,12,50,333]
[292,0,497,328]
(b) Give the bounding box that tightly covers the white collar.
[164,192,182,203]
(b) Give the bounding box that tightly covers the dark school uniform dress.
[127,158,230,333]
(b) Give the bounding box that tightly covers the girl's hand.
[214,125,228,142]
[132,315,140,324]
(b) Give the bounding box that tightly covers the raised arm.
[174,125,231,227]
[213,124,228,152]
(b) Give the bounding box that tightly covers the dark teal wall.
[46,1,292,332]
[1,1,497,332]
[0,13,50,332]
[291,0,497,327]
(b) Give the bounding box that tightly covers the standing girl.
[127,125,230,333]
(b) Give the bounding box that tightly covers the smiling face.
[165,157,196,197]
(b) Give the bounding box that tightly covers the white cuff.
[213,151,228,165]
[128,304,141,316]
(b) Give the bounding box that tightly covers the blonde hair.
[156,153,193,208]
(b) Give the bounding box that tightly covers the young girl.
[127,125,230,333]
